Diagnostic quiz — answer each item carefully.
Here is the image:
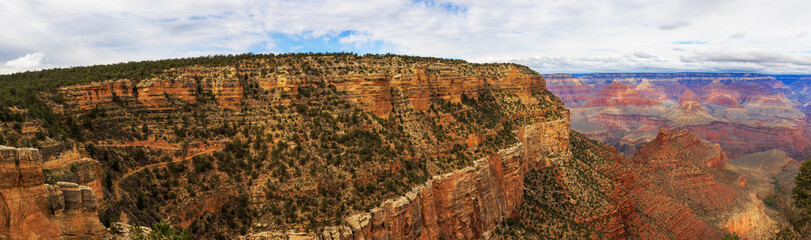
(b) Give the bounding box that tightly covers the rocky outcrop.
[518,118,571,168]
[39,140,83,169]
[722,193,775,238]
[54,159,106,203]
[0,145,107,240]
[59,79,137,110]
[59,63,543,120]
[633,128,728,170]
[37,140,106,204]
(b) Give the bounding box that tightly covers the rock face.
[0,145,107,240]
[319,113,573,239]
[722,193,773,237]
[37,141,105,204]
[61,74,244,112]
[39,140,83,169]
[60,62,548,122]
[332,144,527,239]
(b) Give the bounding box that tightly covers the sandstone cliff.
[322,144,526,239]
[0,145,108,240]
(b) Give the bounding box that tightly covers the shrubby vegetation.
[128,221,190,240]
[0,52,470,146]
[0,53,560,237]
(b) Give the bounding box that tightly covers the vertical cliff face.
[722,193,774,237]
[0,146,107,240]
[328,144,528,239]
[61,72,244,112]
[320,119,575,240]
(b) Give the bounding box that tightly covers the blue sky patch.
[673,41,708,45]
[414,0,467,15]
[248,31,396,54]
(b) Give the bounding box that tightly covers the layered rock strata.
[545,73,811,159]
[314,116,574,239]
[0,145,107,240]
[629,129,774,239]
[327,144,526,239]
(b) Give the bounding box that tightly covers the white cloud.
[1,0,811,74]
[658,22,690,30]
[1,52,47,73]
[728,33,746,39]
[633,52,658,59]
[5,52,46,68]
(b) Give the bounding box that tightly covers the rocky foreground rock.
[0,145,108,239]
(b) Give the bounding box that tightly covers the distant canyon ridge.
[545,73,811,160]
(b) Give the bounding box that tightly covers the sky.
[1,0,810,74]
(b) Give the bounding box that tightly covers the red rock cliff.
[0,145,108,240]
[321,134,577,240]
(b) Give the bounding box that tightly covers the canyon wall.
[324,144,526,239]
[328,118,573,239]
[14,56,786,239]
[0,145,107,240]
[55,56,571,239]
[60,75,244,112]
[60,64,545,120]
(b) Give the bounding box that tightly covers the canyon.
[545,73,811,159]
[0,54,799,239]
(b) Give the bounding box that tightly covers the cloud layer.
[2,52,47,73]
[1,0,810,74]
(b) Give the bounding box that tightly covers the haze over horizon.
[2,0,811,74]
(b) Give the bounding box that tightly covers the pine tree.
[792,160,811,235]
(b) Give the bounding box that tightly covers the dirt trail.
[104,141,222,199]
